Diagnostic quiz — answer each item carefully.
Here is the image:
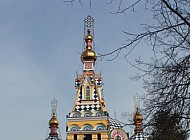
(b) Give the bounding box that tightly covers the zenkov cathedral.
[45,16,150,140]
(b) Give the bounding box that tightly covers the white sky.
[0,0,153,139]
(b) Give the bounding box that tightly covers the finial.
[133,93,145,110]
[49,98,59,128]
[84,16,95,50]
[76,71,78,78]
[134,94,139,109]
[85,29,93,47]
[81,16,97,63]
[51,98,57,115]
[49,98,59,126]
[87,29,90,34]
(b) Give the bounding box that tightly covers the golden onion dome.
[85,34,93,41]
[133,108,143,122]
[81,49,96,62]
[49,113,59,126]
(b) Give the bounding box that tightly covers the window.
[86,86,90,100]
[98,134,101,140]
[74,134,77,140]
[84,134,92,140]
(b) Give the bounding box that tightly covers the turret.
[45,99,61,140]
[130,95,149,140]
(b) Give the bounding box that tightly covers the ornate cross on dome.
[133,94,144,109]
[83,15,95,54]
[51,98,58,114]
[84,15,94,29]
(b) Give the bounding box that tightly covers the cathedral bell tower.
[66,16,109,140]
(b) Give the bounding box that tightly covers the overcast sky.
[0,0,153,139]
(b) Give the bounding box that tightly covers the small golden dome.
[81,49,96,62]
[133,108,143,121]
[85,30,93,41]
[49,113,59,126]
[85,34,93,41]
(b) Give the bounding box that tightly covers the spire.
[81,16,96,63]
[80,16,97,72]
[45,98,61,140]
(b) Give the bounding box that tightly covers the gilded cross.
[51,98,58,114]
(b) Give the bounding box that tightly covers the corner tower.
[66,16,109,140]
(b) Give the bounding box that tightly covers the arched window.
[86,86,90,100]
